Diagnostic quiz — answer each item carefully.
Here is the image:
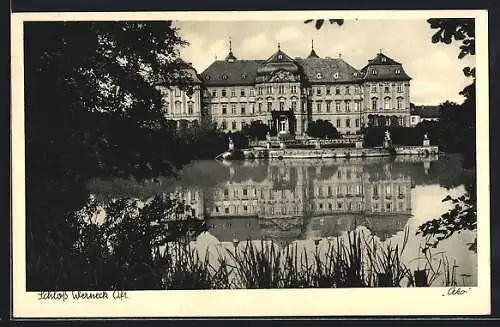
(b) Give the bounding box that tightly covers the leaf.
[315,20,324,30]
[431,33,441,44]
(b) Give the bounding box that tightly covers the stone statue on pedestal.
[383,129,392,148]
[228,137,234,151]
[423,133,430,146]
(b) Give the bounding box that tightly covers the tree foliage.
[304,19,344,30]
[241,120,270,141]
[24,21,222,290]
[25,21,193,182]
[416,193,477,253]
[419,18,477,252]
[306,119,341,139]
[428,18,475,59]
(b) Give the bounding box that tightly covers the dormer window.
[381,57,386,62]
[372,69,377,75]
[205,75,211,80]
[278,54,283,60]
[353,72,357,77]
[395,69,401,75]
[333,72,339,79]
[316,72,322,79]
[222,74,229,80]
[241,73,247,79]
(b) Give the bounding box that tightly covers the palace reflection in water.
[87,154,476,286]
[166,157,442,246]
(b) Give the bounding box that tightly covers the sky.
[173,19,475,105]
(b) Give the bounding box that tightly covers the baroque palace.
[157,40,412,136]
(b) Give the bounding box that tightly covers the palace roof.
[200,60,264,86]
[360,53,411,82]
[296,57,362,84]
[199,50,410,85]
[256,47,301,77]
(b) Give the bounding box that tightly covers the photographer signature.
[443,286,471,296]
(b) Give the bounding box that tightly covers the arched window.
[371,98,378,110]
[384,97,391,110]
[397,97,403,110]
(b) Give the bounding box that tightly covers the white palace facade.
[158,41,412,136]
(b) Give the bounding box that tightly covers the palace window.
[212,90,217,97]
[336,119,341,128]
[221,120,227,129]
[372,69,378,75]
[395,69,401,75]
[267,86,273,94]
[373,185,379,196]
[346,119,350,127]
[317,103,322,113]
[222,89,227,97]
[231,104,237,114]
[241,104,246,114]
[249,88,255,96]
[384,97,391,110]
[291,85,297,93]
[291,101,297,111]
[317,87,322,95]
[355,85,360,94]
[326,87,331,95]
[345,86,350,95]
[258,102,263,113]
[397,84,404,93]
[241,121,247,129]
[231,89,236,97]
[335,101,341,112]
[355,118,360,127]
[326,101,331,112]
[371,85,377,93]
[385,85,390,93]
[175,101,181,114]
[188,102,193,114]
[335,87,340,95]
[267,102,272,112]
[371,98,378,110]
[232,121,237,130]
[239,89,245,97]
[175,88,181,97]
[333,72,339,79]
[279,85,285,94]
[222,104,227,115]
[397,97,403,110]
[258,87,263,95]
[354,101,360,111]
[280,101,285,110]
[345,101,351,112]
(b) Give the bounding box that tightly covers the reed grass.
[154,229,464,289]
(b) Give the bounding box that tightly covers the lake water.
[87,153,477,287]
